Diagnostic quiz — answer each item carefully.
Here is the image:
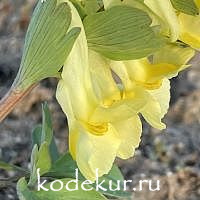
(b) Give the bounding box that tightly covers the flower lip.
[135,79,163,90]
[81,121,109,136]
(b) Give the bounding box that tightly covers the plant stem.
[0,84,36,122]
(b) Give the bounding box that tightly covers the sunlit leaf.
[32,103,59,163]
[14,0,80,90]
[36,142,51,175]
[170,0,199,15]
[41,102,53,145]
[48,153,85,179]
[84,5,164,60]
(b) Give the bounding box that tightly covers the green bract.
[84,5,164,60]
[14,0,80,90]
[170,0,199,15]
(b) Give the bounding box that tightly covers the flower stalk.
[0,84,36,122]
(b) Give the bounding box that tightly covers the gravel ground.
[0,1,200,199]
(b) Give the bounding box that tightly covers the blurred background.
[0,0,200,199]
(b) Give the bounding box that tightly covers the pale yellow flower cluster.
[56,0,198,181]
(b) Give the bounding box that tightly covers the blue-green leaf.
[48,153,85,180]
[32,125,42,147]
[28,142,52,186]
[17,178,38,200]
[14,0,80,90]
[28,144,39,186]
[41,102,53,145]
[36,142,51,175]
[170,0,199,15]
[84,5,164,60]
[84,0,102,14]
[32,103,59,163]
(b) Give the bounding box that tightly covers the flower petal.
[73,123,120,181]
[89,50,121,105]
[141,79,171,130]
[141,97,165,130]
[110,60,133,91]
[112,44,194,90]
[111,58,173,89]
[58,2,97,121]
[149,78,171,118]
[144,0,179,41]
[195,0,200,7]
[89,86,149,123]
[113,115,142,159]
[179,13,200,49]
[153,43,195,74]
[56,80,75,123]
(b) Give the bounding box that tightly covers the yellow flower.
[56,0,195,181]
[195,0,200,7]
[110,43,194,129]
[178,13,200,49]
[56,2,144,181]
[143,0,179,42]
